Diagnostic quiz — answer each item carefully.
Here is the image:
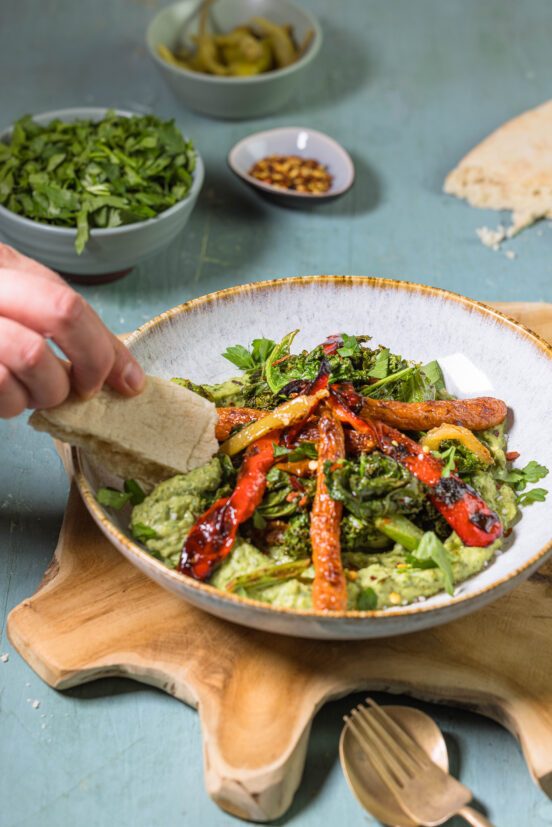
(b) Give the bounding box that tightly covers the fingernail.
[122,361,146,393]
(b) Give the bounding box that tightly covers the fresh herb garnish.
[97,478,146,510]
[357,587,378,610]
[421,360,446,390]
[494,460,549,506]
[221,344,257,371]
[131,522,158,543]
[222,337,277,371]
[516,488,548,506]
[361,365,415,397]
[337,334,360,359]
[265,330,299,393]
[432,444,457,478]
[1,110,196,253]
[273,442,318,461]
[367,347,389,379]
[407,531,454,595]
[97,488,131,510]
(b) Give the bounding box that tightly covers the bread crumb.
[32,700,40,709]
[476,225,506,248]
[505,250,517,260]
[0,653,8,663]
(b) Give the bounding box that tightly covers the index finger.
[0,269,145,398]
[0,243,63,283]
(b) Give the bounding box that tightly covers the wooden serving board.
[7,302,552,822]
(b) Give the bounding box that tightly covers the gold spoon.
[339,705,493,827]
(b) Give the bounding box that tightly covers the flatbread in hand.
[29,375,218,486]
[444,98,552,237]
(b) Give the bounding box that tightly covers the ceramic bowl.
[146,0,322,120]
[228,126,355,205]
[74,276,552,640]
[0,108,204,284]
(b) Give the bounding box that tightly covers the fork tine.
[365,698,431,769]
[350,708,412,786]
[354,705,419,777]
[343,713,403,792]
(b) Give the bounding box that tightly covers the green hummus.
[131,457,512,610]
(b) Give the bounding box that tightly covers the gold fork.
[343,699,496,827]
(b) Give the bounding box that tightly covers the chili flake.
[248,154,333,193]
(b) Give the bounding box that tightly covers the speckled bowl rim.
[0,107,204,239]
[74,275,552,622]
[146,0,322,85]
[227,127,355,199]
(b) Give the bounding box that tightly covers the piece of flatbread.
[29,375,218,486]
[444,98,552,238]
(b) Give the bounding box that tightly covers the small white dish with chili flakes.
[228,127,355,205]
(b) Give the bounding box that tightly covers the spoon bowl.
[339,705,448,827]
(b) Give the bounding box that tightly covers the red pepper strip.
[320,334,343,355]
[282,370,330,448]
[178,431,281,580]
[328,387,502,548]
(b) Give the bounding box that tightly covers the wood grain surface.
[6,302,552,822]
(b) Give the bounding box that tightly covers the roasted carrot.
[359,395,507,432]
[310,405,348,611]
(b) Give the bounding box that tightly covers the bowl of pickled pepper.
[146,0,322,119]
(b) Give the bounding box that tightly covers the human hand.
[0,243,146,418]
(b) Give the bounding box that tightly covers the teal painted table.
[1,1,551,825]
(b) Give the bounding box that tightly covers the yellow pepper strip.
[250,16,297,67]
[275,459,317,477]
[220,390,328,456]
[421,424,493,465]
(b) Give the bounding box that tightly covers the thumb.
[103,335,146,396]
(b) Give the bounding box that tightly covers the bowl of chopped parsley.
[0,108,203,283]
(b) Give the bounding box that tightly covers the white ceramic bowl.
[0,108,204,283]
[146,0,322,120]
[74,276,552,639]
[228,126,355,205]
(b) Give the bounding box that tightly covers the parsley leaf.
[368,347,390,379]
[495,460,549,492]
[357,587,378,610]
[516,488,548,506]
[221,344,256,371]
[421,359,446,390]
[221,337,277,372]
[407,531,454,595]
[519,460,549,485]
[97,487,131,509]
[272,442,318,462]
[272,444,292,459]
[97,479,146,510]
[432,444,457,478]
[131,522,158,543]
[337,334,360,358]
